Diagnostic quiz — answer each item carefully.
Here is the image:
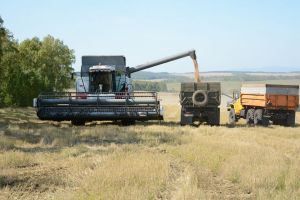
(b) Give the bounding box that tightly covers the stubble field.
[0,93,300,200]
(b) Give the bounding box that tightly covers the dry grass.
[0,93,300,199]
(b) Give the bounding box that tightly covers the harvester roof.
[89,65,115,72]
[81,56,126,75]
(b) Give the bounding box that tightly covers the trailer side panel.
[240,84,299,110]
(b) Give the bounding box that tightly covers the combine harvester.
[34,50,199,125]
[228,84,299,126]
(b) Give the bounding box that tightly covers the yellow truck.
[228,84,299,126]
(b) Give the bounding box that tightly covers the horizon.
[135,69,300,74]
[134,66,300,73]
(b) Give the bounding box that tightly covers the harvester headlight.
[33,98,37,108]
[160,105,164,116]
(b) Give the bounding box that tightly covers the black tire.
[207,108,220,126]
[253,109,269,126]
[180,109,193,125]
[272,119,279,125]
[71,120,85,126]
[261,117,269,127]
[286,111,296,127]
[273,119,284,126]
[228,108,236,126]
[254,109,262,125]
[121,119,136,126]
[192,90,208,106]
[246,109,254,125]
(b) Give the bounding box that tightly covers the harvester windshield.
[89,65,115,93]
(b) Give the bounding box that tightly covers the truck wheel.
[207,108,220,126]
[273,119,284,126]
[254,109,269,126]
[261,116,269,127]
[228,108,236,126]
[192,90,208,106]
[272,119,279,125]
[246,109,254,125]
[254,109,262,125]
[286,111,296,127]
[180,109,193,125]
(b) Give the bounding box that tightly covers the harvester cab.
[75,55,129,94]
[88,65,115,93]
[76,65,115,93]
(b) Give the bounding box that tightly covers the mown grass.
[73,150,175,200]
[0,93,300,199]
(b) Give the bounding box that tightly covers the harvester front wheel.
[121,119,136,126]
[71,120,85,126]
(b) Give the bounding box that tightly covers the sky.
[1,0,299,72]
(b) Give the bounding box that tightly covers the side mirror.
[232,91,240,100]
[235,93,239,99]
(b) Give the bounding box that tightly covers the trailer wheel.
[273,119,284,126]
[262,117,269,127]
[228,108,236,126]
[246,109,254,125]
[207,108,220,126]
[254,109,262,126]
[254,109,269,126]
[192,90,208,106]
[286,111,296,127]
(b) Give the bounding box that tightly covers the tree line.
[0,17,75,106]
[133,81,167,92]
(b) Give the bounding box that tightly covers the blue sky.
[1,0,299,72]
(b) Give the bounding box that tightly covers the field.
[1,93,300,200]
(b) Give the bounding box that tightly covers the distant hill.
[132,71,300,82]
[132,71,300,93]
[131,71,192,82]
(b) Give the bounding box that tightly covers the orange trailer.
[240,84,299,110]
[228,84,299,126]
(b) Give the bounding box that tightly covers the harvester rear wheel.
[71,120,85,126]
[246,109,254,125]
